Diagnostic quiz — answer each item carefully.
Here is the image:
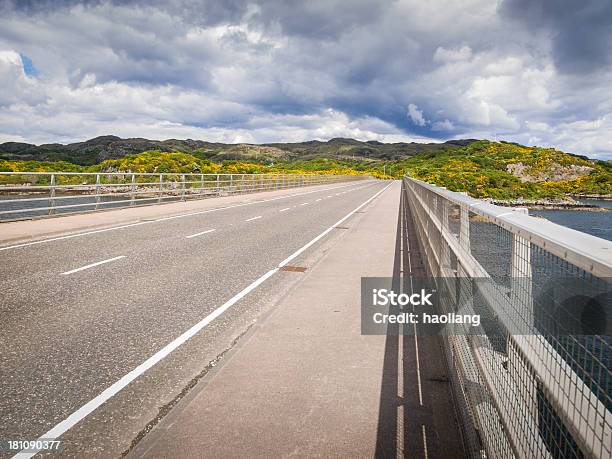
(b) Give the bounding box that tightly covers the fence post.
[241,174,245,193]
[511,207,532,326]
[95,173,101,210]
[181,174,186,201]
[215,174,219,195]
[458,192,470,253]
[130,174,136,206]
[158,174,163,203]
[49,173,56,215]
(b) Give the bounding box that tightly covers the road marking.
[278,182,392,268]
[245,216,262,222]
[185,229,216,239]
[279,208,290,212]
[14,182,392,459]
[60,256,126,275]
[315,198,322,202]
[0,181,376,252]
[422,425,429,459]
[327,195,333,197]
[300,202,309,206]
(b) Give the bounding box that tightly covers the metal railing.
[403,176,611,458]
[0,172,367,221]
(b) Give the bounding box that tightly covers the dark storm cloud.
[501,0,612,74]
[0,0,611,157]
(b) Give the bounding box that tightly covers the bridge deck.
[128,181,465,458]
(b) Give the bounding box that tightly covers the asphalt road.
[0,179,390,457]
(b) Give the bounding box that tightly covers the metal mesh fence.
[403,177,611,459]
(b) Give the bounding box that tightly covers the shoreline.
[489,199,610,211]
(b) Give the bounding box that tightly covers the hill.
[391,140,611,199]
[0,136,472,165]
[0,139,609,200]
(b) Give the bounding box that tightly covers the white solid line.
[279,208,290,212]
[60,256,126,275]
[278,182,392,268]
[13,267,278,459]
[185,229,216,239]
[13,182,392,459]
[245,216,262,222]
[422,425,429,459]
[0,181,375,252]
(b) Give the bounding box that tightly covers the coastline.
[489,196,612,211]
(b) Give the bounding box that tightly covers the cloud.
[500,0,612,75]
[433,46,472,63]
[407,104,427,127]
[0,0,609,159]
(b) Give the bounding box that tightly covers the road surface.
[0,180,389,457]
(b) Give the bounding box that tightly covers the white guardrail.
[0,172,367,221]
[403,176,611,459]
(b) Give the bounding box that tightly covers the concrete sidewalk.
[130,181,402,458]
[0,180,367,246]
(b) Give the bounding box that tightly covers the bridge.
[0,173,609,458]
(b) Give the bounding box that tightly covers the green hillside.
[387,141,611,199]
[1,140,610,200]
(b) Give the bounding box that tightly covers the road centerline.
[185,229,216,239]
[60,256,126,275]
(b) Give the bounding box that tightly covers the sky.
[0,0,611,159]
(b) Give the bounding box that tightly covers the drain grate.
[280,265,307,272]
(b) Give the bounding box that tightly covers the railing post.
[459,204,470,252]
[181,174,186,201]
[130,174,136,206]
[241,174,245,193]
[252,175,255,192]
[158,174,163,203]
[510,208,532,324]
[215,174,219,194]
[95,173,101,210]
[49,173,56,215]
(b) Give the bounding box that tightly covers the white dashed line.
[300,202,309,206]
[60,256,126,275]
[185,229,216,238]
[245,216,262,222]
[279,208,290,212]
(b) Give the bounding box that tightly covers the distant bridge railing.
[403,177,611,458]
[0,172,367,221]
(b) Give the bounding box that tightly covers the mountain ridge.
[0,136,478,165]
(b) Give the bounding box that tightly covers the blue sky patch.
[19,54,39,76]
